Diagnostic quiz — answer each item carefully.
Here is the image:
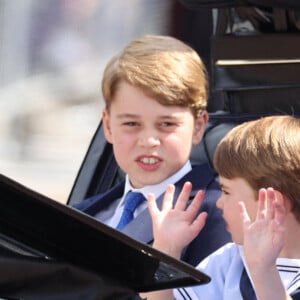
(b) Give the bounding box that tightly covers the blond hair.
[214,115,300,221]
[101,35,208,118]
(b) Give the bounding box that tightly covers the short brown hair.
[213,115,300,221]
[101,35,208,118]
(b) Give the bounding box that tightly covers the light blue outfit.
[174,243,300,300]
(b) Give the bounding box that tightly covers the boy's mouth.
[139,157,161,165]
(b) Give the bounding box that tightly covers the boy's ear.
[192,111,209,145]
[274,190,292,213]
[102,109,113,144]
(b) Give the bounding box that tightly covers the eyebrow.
[219,183,228,190]
[116,114,180,119]
[116,113,140,119]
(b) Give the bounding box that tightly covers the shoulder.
[179,163,220,191]
[175,243,244,300]
[72,181,125,211]
[190,163,217,180]
[198,243,244,286]
[199,243,241,269]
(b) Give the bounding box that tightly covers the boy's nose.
[216,197,223,209]
[138,131,160,147]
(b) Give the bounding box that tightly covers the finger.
[162,184,175,211]
[257,188,267,220]
[266,187,275,220]
[147,193,159,217]
[174,181,193,210]
[186,190,205,219]
[238,201,251,227]
[190,211,208,236]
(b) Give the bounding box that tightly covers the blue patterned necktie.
[116,191,145,230]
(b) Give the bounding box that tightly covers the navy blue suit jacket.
[73,163,231,266]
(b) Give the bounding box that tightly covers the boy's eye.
[160,122,176,127]
[123,121,138,127]
[221,189,229,195]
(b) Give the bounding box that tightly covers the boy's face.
[102,81,207,188]
[217,176,258,244]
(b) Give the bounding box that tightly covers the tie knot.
[123,191,145,212]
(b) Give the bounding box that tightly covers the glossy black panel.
[0,174,210,294]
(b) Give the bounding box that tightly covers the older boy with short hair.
[74,35,231,266]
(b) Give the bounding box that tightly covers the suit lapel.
[81,182,125,218]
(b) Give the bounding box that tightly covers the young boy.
[73,34,231,266]
[144,115,300,300]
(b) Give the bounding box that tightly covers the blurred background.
[0,0,213,203]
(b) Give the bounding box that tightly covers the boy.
[145,115,300,299]
[73,34,231,266]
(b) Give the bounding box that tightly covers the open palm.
[148,182,207,258]
[240,188,286,269]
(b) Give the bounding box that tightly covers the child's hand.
[147,181,208,258]
[239,187,286,270]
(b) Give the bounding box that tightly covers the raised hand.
[147,181,207,258]
[239,187,286,270]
